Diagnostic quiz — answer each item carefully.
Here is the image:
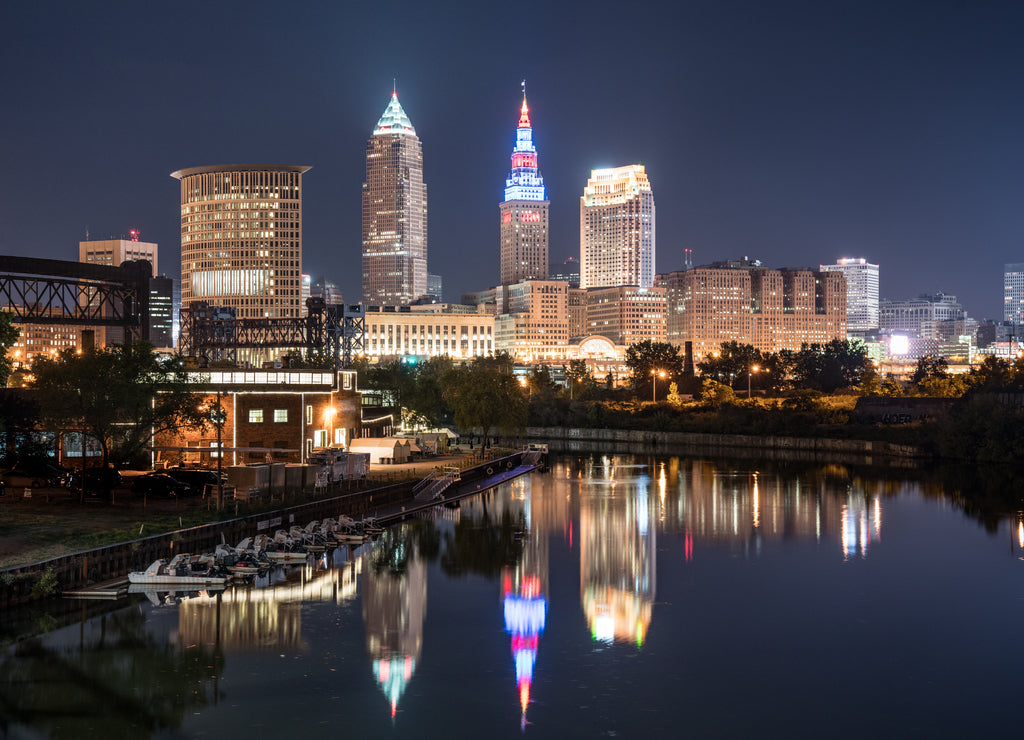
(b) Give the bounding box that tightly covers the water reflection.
[3,452,1023,738]
[577,456,655,647]
[363,529,427,719]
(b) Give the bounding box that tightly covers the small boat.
[128,554,229,586]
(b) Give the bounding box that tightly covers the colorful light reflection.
[504,572,547,718]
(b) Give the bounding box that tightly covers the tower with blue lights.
[500,82,549,286]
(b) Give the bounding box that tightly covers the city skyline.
[2,1,1022,319]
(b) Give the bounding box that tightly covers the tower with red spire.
[499,82,549,286]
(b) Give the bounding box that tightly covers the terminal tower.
[499,83,549,286]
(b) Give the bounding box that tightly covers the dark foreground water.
[3,453,1023,739]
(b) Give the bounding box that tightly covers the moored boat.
[128,554,229,586]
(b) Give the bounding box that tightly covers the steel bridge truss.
[179,299,364,369]
[0,256,151,341]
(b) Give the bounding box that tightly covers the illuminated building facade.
[879,293,967,338]
[172,163,308,364]
[493,280,570,362]
[1003,263,1024,324]
[149,275,174,348]
[820,258,879,331]
[80,236,158,274]
[79,236,159,347]
[580,165,655,289]
[584,285,666,346]
[500,88,549,286]
[658,260,846,360]
[154,369,361,465]
[363,305,494,360]
[362,92,428,305]
[5,308,79,367]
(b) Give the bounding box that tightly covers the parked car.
[131,472,190,497]
[65,466,123,494]
[166,467,224,496]
[0,459,70,489]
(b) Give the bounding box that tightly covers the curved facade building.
[172,164,310,324]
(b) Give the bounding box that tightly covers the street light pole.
[748,365,759,399]
[651,369,665,402]
[215,390,224,509]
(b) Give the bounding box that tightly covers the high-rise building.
[80,235,158,275]
[79,236,158,346]
[820,258,879,331]
[362,91,428,305]
[427,273,443,300]
[657,260,846,359]
[493,280,570,362]
[1003,263,1024,324]
[500,86,548,286]
[880,293,968,338]
[149,275,174,348]
[171,164,309,364]
[584,286,666,346]
[550,257,580,288]
[580,165,655,289]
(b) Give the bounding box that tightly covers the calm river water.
[2,452,1023,739]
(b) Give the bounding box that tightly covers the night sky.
[2,0,1022,320]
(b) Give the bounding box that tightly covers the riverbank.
[0,449,532,607]
[515,426,922,464]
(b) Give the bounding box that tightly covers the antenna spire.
[393,78,397,96]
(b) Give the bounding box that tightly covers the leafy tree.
[697,342,762,390]
[793,339,868,392]
[526,364,559,401]
[442,357,527,448]
[858,364,882,396]
[0,311,19,388]
[912,355,949,386]
[917,374,972,398]
[969,356,1020,391]
[30,343,206,468]
[404,356,454,429]
[699,378,736,407]
[666,381,684,408]
[564,358,596,400]
[879,377,905,397]
[624,340,685,396]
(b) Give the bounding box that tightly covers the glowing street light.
[651,369,666,402]
[324,405,336,447]
[748,365,759,398]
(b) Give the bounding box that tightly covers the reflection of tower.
[501,475,550,726]
[579,456,656,646]
[362,538,427,719]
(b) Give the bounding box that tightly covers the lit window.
[249,409,263,423]
[274,409,287,423]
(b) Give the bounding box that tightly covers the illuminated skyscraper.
[580,165,655,289]
[362,91,428,305]
[820,258,879,331]
[172,164,307,322]
[500,85,549,286]
[1003,263,1024,324]
[172,164,308,364]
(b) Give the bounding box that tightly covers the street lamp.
[651,369,666,402]
[206,390,226,509]
[748,365,759,398]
